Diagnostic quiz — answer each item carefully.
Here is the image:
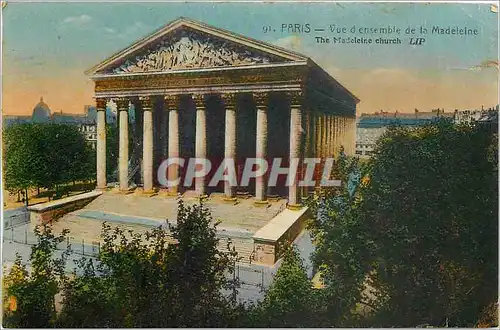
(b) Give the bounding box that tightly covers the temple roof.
[86,17,308,76]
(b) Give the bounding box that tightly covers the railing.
[3,223,275,303]
[3,225,101,257]
[3,208,30,229]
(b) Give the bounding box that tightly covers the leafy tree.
[38,124,94,195]
[359,121,498,327]
[163,199,240,327]
[250,244,325,327]
[57,199,241,328]
[3,123,96,202]
[3,124,47,204]
[305,149,373,326]
[2,225,69,328]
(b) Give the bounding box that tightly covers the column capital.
[138,95,154,111]
[286,90,304,106]
[253,92,269,108]
[192,93,205,108]
[114,98,130,111]
[95,98,107,111]
[220,92,237,108]
[164,95,180,109]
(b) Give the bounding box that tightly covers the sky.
[1,1,498,115]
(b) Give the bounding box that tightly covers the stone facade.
[86,17,359,208]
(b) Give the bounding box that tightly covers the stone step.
[52,215,256,263]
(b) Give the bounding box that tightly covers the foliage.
[3,120,497,328]
[250,244,325,327]
[3,124,46,203]
[2,225,69,328]
[359,121,498,327]
[3,123,95,201]
[57,199,241,328]
[163,199,241,327]
[475,302,498,328]
[305,148,373,326]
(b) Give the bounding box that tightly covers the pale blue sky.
[2,2,498,114]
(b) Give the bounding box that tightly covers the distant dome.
[32,97,51,123]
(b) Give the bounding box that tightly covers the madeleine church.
[86,17,359,206]
[28,17,360,268]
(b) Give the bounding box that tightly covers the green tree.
[2,225,69,328]
[57,199,241,328]
[251,244,324,327]
[3,124,46,204]
[39,124,94,195]
[359,121,498,327]
[305,149,373,326]
[163,199,240,327]
[3,123,96,202]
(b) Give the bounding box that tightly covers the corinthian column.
[335,117,340,156]
[165,95,180,195]
[327,116,332,157]
[96,98,107,190]
[341,117,346,154]
[140,96,154,194]
[221,93,237,202]
[347,118,352,155]
[193,93,207,197]
[331,116,335,156]
[254,92,269,205]
[287,91,303,209]
[116,98,130,191]
[318,116,323,158]
[333,116,338,157]
[323,116,328,157]
[315,113,322,158]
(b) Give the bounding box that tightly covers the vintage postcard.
[1,1,498,328]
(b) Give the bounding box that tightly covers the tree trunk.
[37,187,40,195]
[25,188,29,206]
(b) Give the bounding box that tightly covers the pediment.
[87,18,308,76]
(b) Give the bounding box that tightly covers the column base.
[166,190,180,197]
[287,203,303,211]
[267,194,281,202]
[253,200,269,207]
[141,189,158,197]
[236,191,252,199]
[222,196,238,204]
[158,188,180,197]
[116,188,134,195]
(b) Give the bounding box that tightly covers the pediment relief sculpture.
[104,29,287,74]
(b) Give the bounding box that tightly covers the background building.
[356,106,499,158]
[2,98,118,150]
[356,109,454,158]
[454,106,499,133]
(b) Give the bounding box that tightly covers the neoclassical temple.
[86,17,359,208]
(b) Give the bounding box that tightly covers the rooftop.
[358,110,453,128]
